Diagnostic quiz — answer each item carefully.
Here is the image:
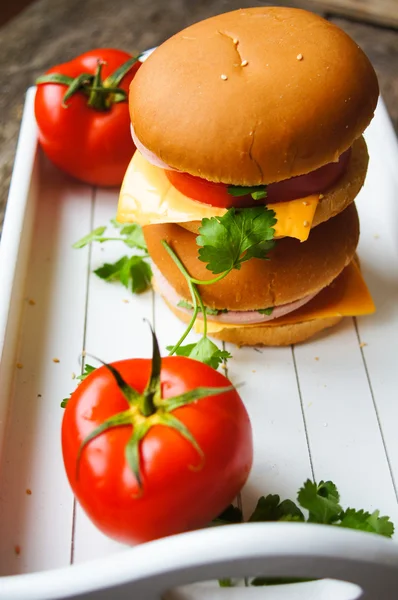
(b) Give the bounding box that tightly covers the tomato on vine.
[61,328,252,544]
[35,48,141,186]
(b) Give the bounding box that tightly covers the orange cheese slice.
[193,261,375,334]
[117,151,319,242]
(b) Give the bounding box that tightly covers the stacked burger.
[117,7,378,347]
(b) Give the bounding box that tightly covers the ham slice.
[152,264,318,325]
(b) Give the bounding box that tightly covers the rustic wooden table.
[0,0,397,235]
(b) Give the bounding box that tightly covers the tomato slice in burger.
[165,169,253,209]
[165,148,351,208]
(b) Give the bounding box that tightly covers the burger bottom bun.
[163,297,342,346]
[179,136,368,237]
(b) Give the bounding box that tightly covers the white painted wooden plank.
[294,317,398,523]
[354,102,398,498]
[225,345,313,519]
[0,155,93,575]
[72,187,154,564]
[79,187,154,364]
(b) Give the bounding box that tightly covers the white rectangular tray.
[0,87,398,600]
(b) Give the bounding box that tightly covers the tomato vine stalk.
[36,54,141,111]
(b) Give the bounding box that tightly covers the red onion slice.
[131,124,178,171]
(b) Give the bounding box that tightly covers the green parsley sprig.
[162,206,276,364]
[73,220,152,295]
[214,478,394,587]
[162,242,232,369]
[197,206,276,275]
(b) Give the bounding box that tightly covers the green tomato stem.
[37,56,140,112]
[140,322,162,416]
[87,60,108,111]
[103,54,141,88]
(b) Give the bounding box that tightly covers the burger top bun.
[130,7,378,186]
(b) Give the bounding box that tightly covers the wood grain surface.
[0,0,397,234]
[305,0,398,28]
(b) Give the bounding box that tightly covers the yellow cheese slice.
[117,151,319,242]
[193,261,375,334]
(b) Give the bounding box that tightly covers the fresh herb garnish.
[248,494,304,522]
[73,220,152,294]
[213,478,394,587]
[258,307,274,315]
[177,299,225,316]
[197,207,276,274]
[73,221,147,251]
[94,255,152,294]
[61,364,96,408]
[162,206,276,367]
[227,185,268,201]
[76,364,96,381]
[217,478,394,535]
[166,339,232,370]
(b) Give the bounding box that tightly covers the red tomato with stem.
[62,340,252,544]
[35,49,141,186]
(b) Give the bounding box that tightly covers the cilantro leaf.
[129,257,153,293]
[208,349,232,369]
[298,480,342,524]
[94,256,152,294]
[339,509,394,538]
[197,207,276,274]
[61,364,97,408]
[188,337,231,369]
[119,224,147,250]
[318,480,340,504]
[213,504,243,525]
[73,226,107,249]
[258,307,274,315]
[251,189,268,200]
[177,299,195,310]
[227,185,268,200]
[76,364,96,382]
[177,299,223,316]
[110,218,123,228]
[366,510,394,537]
[73,221,148,251]
[248,494,304,522]
[166,338,232,370]
[94,256,129,281]
[166,343,196,357]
